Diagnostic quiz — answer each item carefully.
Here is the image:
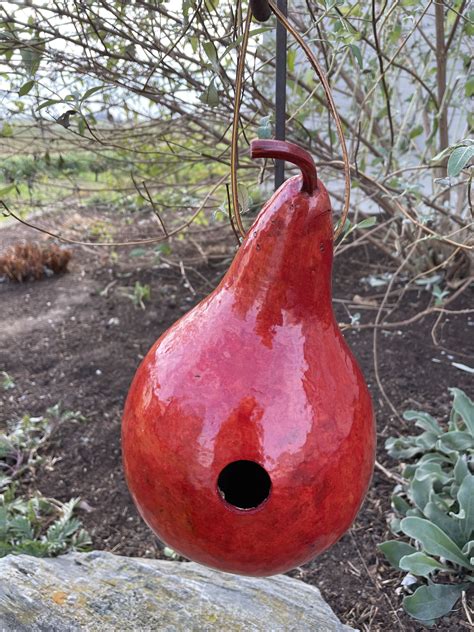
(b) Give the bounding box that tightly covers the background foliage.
[0,0,472,276]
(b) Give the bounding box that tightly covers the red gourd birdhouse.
[122,139,376,576]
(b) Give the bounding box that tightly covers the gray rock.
[0,551,355,631]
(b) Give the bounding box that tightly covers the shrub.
[379,388,474,626]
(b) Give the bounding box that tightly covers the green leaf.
[37,98,63,111]
[449,388,474,435]
[349,44,363,69]
[403,583,465,622]
[399,552,448,577]
[189,36,198,54]
[9,515,34,539]
[457,474,474,541]
[409,125,424,139]
[403,410,441,434]
[20,40,45,76]
[414,461,449,484]
[423,500,463,546]
[81,86,104,101]
[438,431,474,452]
[19,79,35,96]
[356,217,377,230]
[454,455,470,485]
[220,27,272,60]
[410,477,433,512]
[447,146,474,177]
[378,540,417,569]
[400,517,473,569]
[392,494,411,516]
[466,76,474,98]
[199,79,219,107]
[385,437,423,459]
[414,431,438,451]
[287,48,296,73]
[202,41,218,69]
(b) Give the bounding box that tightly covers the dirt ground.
[1,209,472,631]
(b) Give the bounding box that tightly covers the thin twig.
[142,180,169,237]
[1,175,227,247]
[375,460,404,485]
[179,259,196,295]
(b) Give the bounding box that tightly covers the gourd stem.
[250,139,318,195]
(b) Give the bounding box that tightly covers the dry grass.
[0,241,72,282]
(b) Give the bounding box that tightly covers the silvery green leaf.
[424,502,465,548]
[400,517,473,569]
[403,583,465,622]
[399,552,448,577]
[378,540,417,569]
[392,494,411,516]
[403,410,441,434]
[449,388,474,435]
[453,455,470,485]
[457,475,474,541]
[385,437,423,459]
[410,477,433,512]
[437,432,474,453]
[414,462,449,484]
[447,145,474,177]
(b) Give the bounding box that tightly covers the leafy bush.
[0,405,91,557]
[379,388,473,626]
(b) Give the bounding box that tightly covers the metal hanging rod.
[249,0,288,190]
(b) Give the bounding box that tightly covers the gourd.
[122,139,376,576]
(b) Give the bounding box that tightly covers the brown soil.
[1,210,472,632]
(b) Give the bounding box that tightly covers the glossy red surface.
[122,141,376,576]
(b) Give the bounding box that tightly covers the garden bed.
[1,211,472,631]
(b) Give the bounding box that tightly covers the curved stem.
[230,8,252,240]
[250,139,318,194]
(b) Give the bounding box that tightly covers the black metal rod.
[274,0,287,190]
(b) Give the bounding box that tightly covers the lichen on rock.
[0,551,354,631]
